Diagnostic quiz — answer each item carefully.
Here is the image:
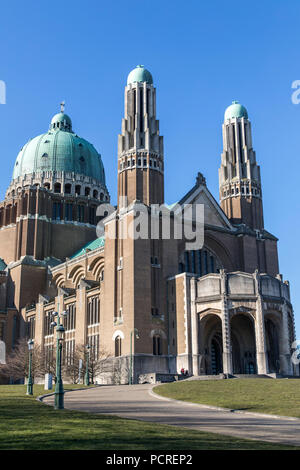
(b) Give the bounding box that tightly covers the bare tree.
[62,343,112,384]
[2,338,44,382]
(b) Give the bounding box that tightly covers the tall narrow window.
[77,205,85,223]
[204,251,208,275]
[87,297,100,325]
[65,203,73,221]
[52,202,61,220]
[64,304,76,331]
[140,88,144,131]
[153,335,161,355]
[89,206,96,225]
[115,336,122,357]
[198,250,202,276]
[210,255,214,273]
[184,251,190,273]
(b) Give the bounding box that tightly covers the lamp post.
[84,344,91,386]
[129,328,139,385]
[54,324,65,409]
[51,307,68,410]
[26,339,34,395]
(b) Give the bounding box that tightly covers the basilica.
[0,65,297,383]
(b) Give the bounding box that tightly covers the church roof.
[12,108,106,185]
[70,237,105,259]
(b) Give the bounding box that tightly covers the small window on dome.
[15,162,19,166]
[79,156,85,162]
[78,143,83,147]
[44,140,50,144]
[42,153,48,158]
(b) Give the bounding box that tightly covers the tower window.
[54,183,61,193]
[52,202,61,221]
[75,185,81,195]
[93,190,98,198]
[77,205,85,223]
[65,203,73,221]
[153,335,162,355]
[143,158,147,166]
[85,187,90,196]
[89,206,96,225]
[65,183,71,194]
[115,336,122,357]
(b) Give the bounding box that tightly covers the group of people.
[180,368,189,376]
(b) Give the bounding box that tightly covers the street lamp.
[129,328,139,385]
[26,339,34,395]
[54,323,65,409]
[50,305,68,409]
[84,344,91,386]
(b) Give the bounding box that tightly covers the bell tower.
[117,65,164,207]
[219,101,264,230]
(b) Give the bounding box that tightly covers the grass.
[154,379,300,418]
[0,384,298,450]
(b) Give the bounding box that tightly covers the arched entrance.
[265,315,280,373]
[199,313,223,375]
[230,313,256,374]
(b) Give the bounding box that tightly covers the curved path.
[43,384,300,446]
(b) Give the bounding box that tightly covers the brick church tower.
[117,65,164,207]
[102,66,177,380]
[219,101,264,230]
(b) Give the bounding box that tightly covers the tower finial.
[60,101,65,113]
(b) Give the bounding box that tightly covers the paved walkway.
[43,384,300,446]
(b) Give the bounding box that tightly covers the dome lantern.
[224,101,248,121]
[127,65,153,85]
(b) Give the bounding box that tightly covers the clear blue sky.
[0,0,299,334]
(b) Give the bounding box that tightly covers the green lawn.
[0,384,298,450]
[154,379,300,418]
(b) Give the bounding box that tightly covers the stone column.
[190,277,199,376]
[254,271,268,374]
[75,280,88,346]
[280,301,292,375]
[220,270,233,375]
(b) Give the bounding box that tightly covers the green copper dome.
[127,65,153,85]
[224,101,248,121]
[12,110,106,184]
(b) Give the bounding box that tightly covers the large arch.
[204,233,234,272]
[264,312,281,373]
[199,312,223,375]
[230,313,256,374]
[89,256,105,281]
[51,272,65,288]
[68,265,85,287]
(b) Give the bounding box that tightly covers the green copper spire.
[224,100,248,121]
[127,65,153,85]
